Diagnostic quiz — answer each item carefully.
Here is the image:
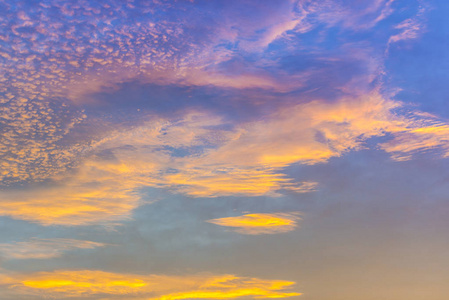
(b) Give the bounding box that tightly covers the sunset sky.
[0,0,448,299]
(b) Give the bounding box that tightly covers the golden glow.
[207,213,302,235]
[4,270,300,299]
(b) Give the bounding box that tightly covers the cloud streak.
[0,270,300,299]
[0,238,107,259]
[388,4,428,47]
[207,213,302,235]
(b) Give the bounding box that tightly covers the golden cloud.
[207,213,302,235]
[2,92,449,226]
[0,181,140,226]
[2,270,300,299]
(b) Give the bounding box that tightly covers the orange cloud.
[89,91,449,198]
[207,213,302,235]
[2,270,300,299]
[162,168,317,198]
[0,181,141,226]
[2,92,449,226]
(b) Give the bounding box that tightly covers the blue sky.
[0,1,448,299]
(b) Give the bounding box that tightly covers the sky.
[0,0,448,299]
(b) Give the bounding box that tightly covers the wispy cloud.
[2,90,449,225]
[0,270,300,299]
[387,4,428,50]
[295,0,398,30]
[207,213,302,235]
[389,18,423,44]
[0,238,107,259]
[381,123,449,161]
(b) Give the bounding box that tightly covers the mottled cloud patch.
[0,0,308,110]
[0,97,85,185]
[1,270,300,299]
[0,238,107,259]
[0,0,423,109]
[0,0,202,101]
[207,213,302,235]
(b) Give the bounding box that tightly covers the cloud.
[227,0,400,52]
[388,18,423,44]
[228,1,310,51]
[0,0,414,109]
[0,97,85,184]
[0,164,146,226]
[294,0,399,31]
[207,213,302,235]
[73,112,321,199]
[1,270,300,299]
[387,4,428,50]
[381,123,449,161]
[0,238,107,259]
[1,0,312,111]
[81,91,449,193]
[2,91,449,225]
